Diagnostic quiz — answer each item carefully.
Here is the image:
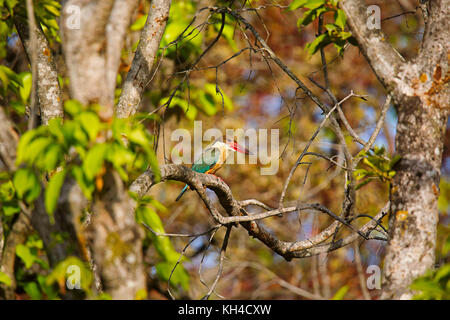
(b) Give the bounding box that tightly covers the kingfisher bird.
[175,136,251,201]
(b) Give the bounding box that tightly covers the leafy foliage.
[133,193,190,291]
[411,263,450,300]
[289,0,356,55]
[354,146,399,190]
[160,83,234,120]
[10,100,160,218]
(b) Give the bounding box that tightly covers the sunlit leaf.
[45,169,66,217]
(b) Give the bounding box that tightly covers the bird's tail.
[175,184,189,201]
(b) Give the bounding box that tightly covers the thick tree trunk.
[382,96,447,299]
[86,171,146,299]
[341,0,449,299]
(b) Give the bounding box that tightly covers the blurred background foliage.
[0,0,448,299]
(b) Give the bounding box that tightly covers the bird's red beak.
[230,141,252,155]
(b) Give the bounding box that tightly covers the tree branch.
[14,6,64,125]
[340,0,406,92]
[116,0,172,118]
[105,0,139,105]
[130,165,388,261]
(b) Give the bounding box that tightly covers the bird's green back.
[192,147,220,173]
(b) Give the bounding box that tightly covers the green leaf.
[198,92,216,116]
[128,128,149,147]
[79,112,100,142]
[16,244,36,269]
[130,15,147,31]
[6,0,19,11]
[24,282,42,300]
[155,261,190,291]
[19,72,32,103]
[297,7,326,28]
[305,33,331,55]
[37,275,58,300]
[71,166,94,200]
[434,264,450,282]
[16,129,41,165]
[10,100,26,115]
[136,205,164,233]
[82,143,107,180]
[46,256,93,292]
[325,23,338,33]
[64,100,83,116]
[335,9,347,30]
[288,0,308,10]
[0,180,15,201]
[13,168,41,203]
[163,96,197,120]
[0,271,12,287]
[45,169,66,217]
[332,285,349,300]
[339,31,352,40]
[43,3,60,17]
[204,83,233,111]
[43,145,62,171]
[24,137,53,165]
[2,202,20,216]
[304,0,325,10]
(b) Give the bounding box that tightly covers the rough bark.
[59,0,155,299]
[0,212,33,299]
[105,0,139,105]
[116,0,172,118]
[341,0,449,299]
[0,106,85,299]
[86,171,146,299]
[14,12,64,125]
[0,107,33,299]
[0,107,20,171]
[60,0,116,117]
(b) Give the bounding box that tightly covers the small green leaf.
[304,0,325,10]
[131,14,148,31]
[16,129,41,165]
[82,143,108,180]
[25,137,53,165]
[288,0,308,10]
[335,9,347,30]
[16,244,36,269]
[24,282,42,300]
[325,23,338,33]
[128,129,149,146]
[0,271,12,287]
[45,169,66,217]
[339,31,352,40]
[43,145,62,171]
[79,112,100,142]
[136,206,164,233]
[10,100,26,115]
[64,100,83,116]
[305,33,331,55]
[71,166,94,200]
[13,168,41,203]
[155,261,190,291]
[19,72,32,103]
[297,7,327,28]
[332,285,349,300]
[2,202,20,216]
[46,256,93,292]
